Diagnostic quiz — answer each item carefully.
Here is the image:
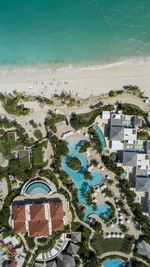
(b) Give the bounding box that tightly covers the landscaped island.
[66,156,82,170]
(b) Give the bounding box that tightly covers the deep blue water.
[0,0,150,65]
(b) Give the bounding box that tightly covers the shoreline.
[0,60,150,99]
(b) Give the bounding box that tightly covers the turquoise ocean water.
[0,0,150,66]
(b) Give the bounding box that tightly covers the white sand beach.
[0,61,150,99]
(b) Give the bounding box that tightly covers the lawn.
[32,146,43,166]
[19,157,30,169]
[91,234,123,255]
[137,131,150,140]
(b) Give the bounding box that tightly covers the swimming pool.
[25,181,51,196]
[62,140,111,221]
[103,258,125,267]
[0,250,4,259]
[93,124,107,154]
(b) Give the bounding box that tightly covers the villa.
[10,178,71,237]
[102,110,150,216]
[12,198,65,237]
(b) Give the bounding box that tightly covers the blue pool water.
[0,250,4,259]
[62,140,111,221]
[103,258,125,267]
[25,181,51,196]
[93,124,107,154]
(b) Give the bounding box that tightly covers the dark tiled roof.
[14,222,26,234]
[29,220,49,237]
[30,204,46,221]
[67,243,79,255]
[50,202,64,232]
[136,177,150,192]
[57,253,75,267]
[12,205,26,222]
[71,232,81,243]
[123,151,137,166]
[110,126,124,141]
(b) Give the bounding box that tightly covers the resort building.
[11,177,71,237]
[137,240,150,259]
[102,110,150,216]
[12,198,65,237]
[35,232,81,267]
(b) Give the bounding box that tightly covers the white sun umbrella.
[117,207,121,211]
[107,234,111,238]
[126,219,130,224]
[112,233,116,238]
[93,199,97,203]
[93,192,97,196]
[110,224,115,228]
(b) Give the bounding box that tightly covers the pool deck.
[21,177,57,196]
[62,139,112,221]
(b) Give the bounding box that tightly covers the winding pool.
[93,123,107,154]
[103,258,125,267]
[25,181,51,196]
[62,140,112,221]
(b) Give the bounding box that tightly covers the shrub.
[33,129,43,139]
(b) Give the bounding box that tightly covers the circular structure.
[102,258,125,267]
[25,181,51,196]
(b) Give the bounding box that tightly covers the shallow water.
[0,0,150,65]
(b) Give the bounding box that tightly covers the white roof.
[4,236,19,246]
[124,128,137,141]
[111,140,123,150]
[102,111,111,119]
[137,154,150,167]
